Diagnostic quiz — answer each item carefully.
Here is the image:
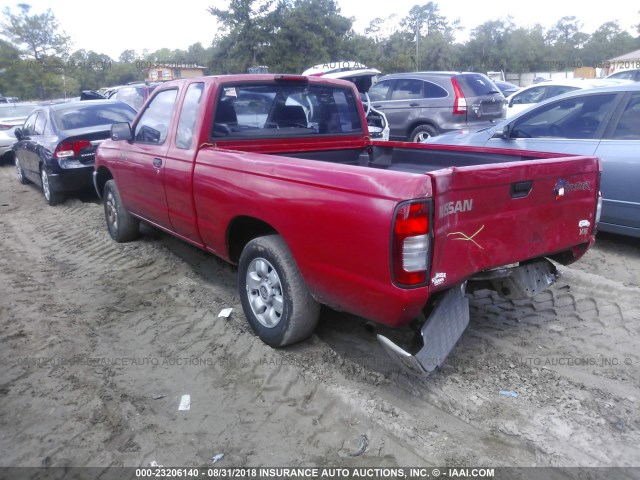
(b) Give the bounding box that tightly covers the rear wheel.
[40,167,63,206]
[103,179,139,242]
[238,235,320,347]
[409,124,438,142]
[15,155,28,185]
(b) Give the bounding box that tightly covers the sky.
[1,0,638,61]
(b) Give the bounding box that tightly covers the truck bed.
[200,139,599,303]
[242,140,570,173]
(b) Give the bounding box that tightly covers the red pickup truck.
[93,74,601,374]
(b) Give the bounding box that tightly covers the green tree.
[463,18,516,73]
[262,0,352,72]
[187,42,211,66]
[208,0,275,72]
[104,62,144,87]
[1,3,71,99]
[208,0,353,73]
[0,39,21,96]
[581,21,637,67]
[543,16,588,71]
[118,49,137,64]
[65,49,113,93]
[399,3,459,70]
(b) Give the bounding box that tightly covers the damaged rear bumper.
[377,259,558,376]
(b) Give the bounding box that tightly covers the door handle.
[511,180,533,198]
[409,103,420,107]
[153,158,162,168]
[372,105,382,109]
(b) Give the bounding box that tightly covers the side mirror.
[508,98,514,108]
[14,127,23,141]
[492,124,511,139]
[111,122,133,141]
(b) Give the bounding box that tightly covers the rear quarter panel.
[192,147,433,327]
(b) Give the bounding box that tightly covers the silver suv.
[369,72,506,141]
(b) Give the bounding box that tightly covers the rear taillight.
[392,200,430,287]
[451,77,467,115]
[0,123,13,131]
[54,139,92,159]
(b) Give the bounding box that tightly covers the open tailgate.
[428,155,600,290]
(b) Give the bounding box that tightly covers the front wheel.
[103,179,139,242]
[409,124,438,142]
[238,235,320,347]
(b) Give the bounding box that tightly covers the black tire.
[238,235,320,347]
[15,155,28,185]
[103,179,139,242]
[40,166,63,206]
[409,124,438,142]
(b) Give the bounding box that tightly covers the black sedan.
[14,100,137,205]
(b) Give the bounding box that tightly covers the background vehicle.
[494,80,520,97]
[107,82,160,110]
[425,84,640,238]
[504,78,631,117]
[368,71,505,142]
[82,82,160,110]
[606,68,640,82]
[0,103,38,161]
[13,100,137,205]
[93,74,600,374]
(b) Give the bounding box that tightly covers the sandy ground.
[0,159,638,469]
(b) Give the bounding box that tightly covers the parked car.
[13,100,137,205]
[424,84,640,238]
[0,103,38,161]
[368,71,505,142]
[504,78,631,118]
[107,82,160,110]
[606,69,640,82]
[494,80,520,97]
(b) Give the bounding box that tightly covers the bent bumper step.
[377,259,559,376]
[378,284,469,375]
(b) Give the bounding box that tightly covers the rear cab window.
[211,82,364,139]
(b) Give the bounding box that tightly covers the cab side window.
[134,89,178,144]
